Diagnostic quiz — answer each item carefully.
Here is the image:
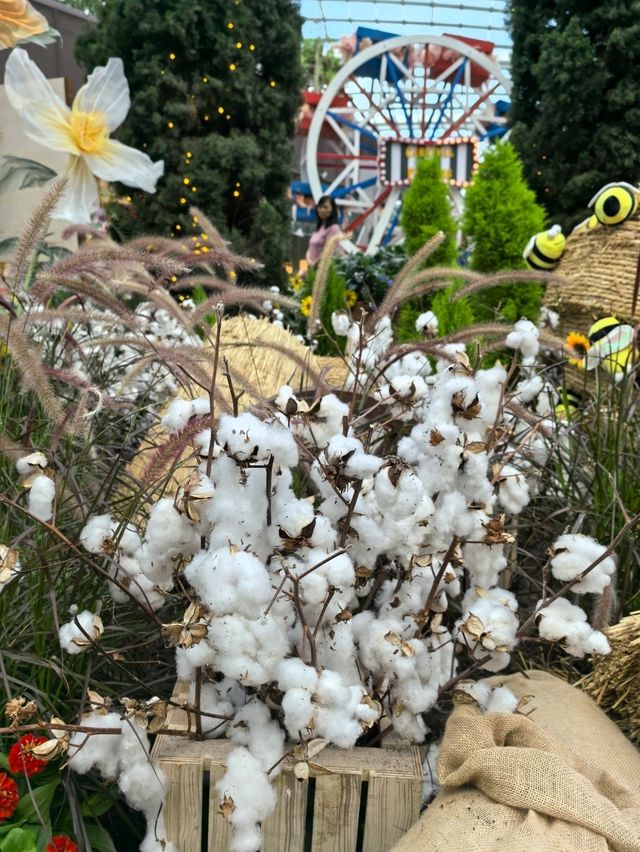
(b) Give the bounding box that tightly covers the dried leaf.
[219,794,235,818]
[384,631,402,646]
[0,545,19,583]
[465,441,487,454]
[87,690,111,714]
[293,737,328,762]
[429,429,444,446]
[293,761,310,781]
[463,613,485,639]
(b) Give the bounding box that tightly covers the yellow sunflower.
[565,331,590,367]
[345,289,358,308]
[300,295,313,317]
[289,274,304,293]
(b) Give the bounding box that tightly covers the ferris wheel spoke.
[429,60,467,139]
[348,75,400,136]
[327,111,378,155]
[442,85,499,137]
[324,160,358,196]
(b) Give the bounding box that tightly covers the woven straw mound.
[580,611,640,746]
[127,316,347,491]
[544,218,640,341]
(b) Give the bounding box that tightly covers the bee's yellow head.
[589,182,639,226]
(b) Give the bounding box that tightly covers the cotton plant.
[71,312,617,851]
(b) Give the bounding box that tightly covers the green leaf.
[0,827,37,852]
[0,237,18,256]
[84,823,117,852]
[13,779,58,826]
[0,753,10,772]
[0,157,57,195]
[81,791,117,819]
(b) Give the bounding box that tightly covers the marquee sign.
[378,136,479,188]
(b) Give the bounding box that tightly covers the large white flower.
[4,48,164,223]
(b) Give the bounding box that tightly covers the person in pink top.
[305,195,342,267]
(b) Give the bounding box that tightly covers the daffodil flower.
[0,0,55,49]
[4,48,164,223]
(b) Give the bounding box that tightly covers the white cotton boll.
[59,610,101,655]
[216,747,277,839]
[331,311,352,336]
[455,680,492,709]
[324,551,355,589]
[315,669,350,706]
[497,464,530,515]
[275,385,297,412]
[536,597,611,657]
[118,760,164,815]
[392,708,427,743]
[278,658,319,692]
[186,681,235,738]
[176,640,217,677]
[514,374,544,404]
[539,306,560,331]
[28,474,55,521]
[144,499,200,560]
[434,343,466,372]
[229,701,285,776]
[315,708,362,749]
[275,499,315,538]
[16,451,48,476]
[484,685,518,714]
[160,397,209,433]
[218,412,299,466]
[281,688,314,735]
[416,310,438,336]
[185,548,273,617]
[505,318,540,363]
[80,514,114,554]
[550,534,616,594]
[68,712,123,779]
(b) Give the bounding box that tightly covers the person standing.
[305,195,342,268]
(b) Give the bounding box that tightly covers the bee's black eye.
[592,184,637,226]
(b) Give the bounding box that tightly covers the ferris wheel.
[302,30,512,255]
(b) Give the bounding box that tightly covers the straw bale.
[580,610,640,745]
[543,219,640,340]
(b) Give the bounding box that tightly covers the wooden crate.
[151,686,423,852]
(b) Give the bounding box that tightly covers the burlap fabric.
[391,670,640,852]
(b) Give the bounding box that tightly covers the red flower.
[0,772,19,822]
[8,734,47,777]
[46,837,79,852]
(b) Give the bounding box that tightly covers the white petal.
[4,48,78,154]
[73,58,130,133]
[85,140,164,193]
[54,157,100,223]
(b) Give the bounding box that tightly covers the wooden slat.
[361,770,423,852]
[208,759,235,852]
[311,774,362,852]
[262,772,308,852]
[158,759,203,852]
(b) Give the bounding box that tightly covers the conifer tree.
[400,155,457,265]
[75,0,302,286]
[507,1,640,229]
[462,141,546,322]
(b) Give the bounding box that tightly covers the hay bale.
[543,219,640,340]
[580,610,640,745]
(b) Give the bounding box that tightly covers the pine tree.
[75,0,302,286]
[507,0,640,229]
[396,155,460,341]
[400,155,457,265]
[462,141,546,322]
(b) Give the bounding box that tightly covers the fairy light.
[233,190,240,197]
[186,151,192,159]
[167,121,174,129]
[218,106,225,114]
[169,52,176,60]
[180,197,187,205]
[226,114,231,120]
[249,44,255,51]
[191,185,197,192]
[227,21,234,28]
[202,76,208,83]
[183,177,190,185]
[236,41,242,48]
[229,63,237,71]
[204,114,210,121]
[270,80,276,87]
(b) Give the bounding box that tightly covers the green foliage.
[301,38,341,89]
[394,284,476,343]
[75,0,302,287]
[400,155,457,265]
[296,263,347,355]
[462,142,546,323]
[507,1,640,229]
[333,245,408,306]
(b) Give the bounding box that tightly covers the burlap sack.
[391,670,640,852]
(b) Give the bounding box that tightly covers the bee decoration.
[523,224,566,271]
[589,182,639,227]
[585,316,636,381]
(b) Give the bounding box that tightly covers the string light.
[186,151,192,158]
[229,63,237,71]
[249,44,255,51]
[169,52,176,60]
[167,121,174,128]
[235,42,242,48]
[180,197,187,205]
[191,186,197,192]
[218,106,225,114]
[227,21,234,28]
[270,80,276,87]
[183,177,190,185]
[204,114,210,121]
[233,190,240,197]
[202,76,208,83]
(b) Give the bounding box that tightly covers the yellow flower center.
[70,110,109,154]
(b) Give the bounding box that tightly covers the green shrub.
[400,156,457,265]
[462,142,546,323]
